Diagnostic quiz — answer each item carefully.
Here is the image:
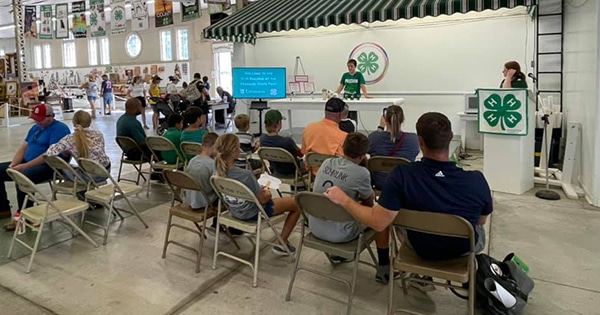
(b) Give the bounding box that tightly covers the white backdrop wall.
[564,0,600,206]
[0,38,16,55]
[237,8,534,136]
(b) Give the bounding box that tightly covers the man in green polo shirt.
[336,59,371,100]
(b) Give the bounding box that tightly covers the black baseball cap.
[325,97,348,113]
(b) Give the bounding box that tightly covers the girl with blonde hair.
[81,75,99,119]
[213,134,300,255]
[46,110,110,182]
[127,75,149,129]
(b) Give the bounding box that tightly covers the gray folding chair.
[285,192,377,315]
[6,169,99,273]
[257,147,307,197]
[388,210,476,315]
[78,158,149,245]
[210,175,290,288]
[115,136,150,185]
[146,136,186,196]
[366,156,410,197]
[180,141,203,164]
[305,152,336,191]
[45,155,106,200]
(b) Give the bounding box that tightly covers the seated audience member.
[233,114,261,171]
[1,104,70,230]
[214,134,300,255]
[117,98,152,160]
[338,105,357,133]
[260,110,304,178]
[185,132,219,209]
[325,112,493,283]
[301,98,348,173]
[161,114,184,164]
[46,110,110,183]
[368,105,420,189]
[181,107,207,145]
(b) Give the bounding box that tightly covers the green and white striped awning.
[203,0,536,44]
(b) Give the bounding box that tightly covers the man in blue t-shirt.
[100,74,113,115]
[0,104,70,230]
[325,112,492,271]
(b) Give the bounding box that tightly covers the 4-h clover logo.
[90,12,98,26]
[357,52,379,75]
[115,9,124,21]
[482,93,523,130]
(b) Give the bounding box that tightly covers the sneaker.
[143,125,150,130]
[408,274,436,293]
[272,241,296,256]
[325,253,351,265]
[4,220,16,231]
[375,264,403,285]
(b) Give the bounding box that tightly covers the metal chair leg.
[388,256,395,315]
[285,224,305,301]
[7,218,20,258]
[26,221,46,273]
[162,214,173,259]
[123,196,149,228]
[253,218,262,288]
[346,235,362,315]
[212,213,221,270]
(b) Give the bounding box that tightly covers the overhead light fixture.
[0,25,15,31]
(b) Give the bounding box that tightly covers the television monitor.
[232,67,287,99]
[465,94,478,114]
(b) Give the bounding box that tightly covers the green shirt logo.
[482,93,523,131]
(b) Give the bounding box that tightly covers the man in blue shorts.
[100,74,113,115]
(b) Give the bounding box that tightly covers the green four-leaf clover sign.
[357,52,379,75]
[483,93,523,131]
[115,9,124,21]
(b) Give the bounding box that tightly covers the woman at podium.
[500,61,528,89]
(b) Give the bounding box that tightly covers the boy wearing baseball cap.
[260,110,304,178]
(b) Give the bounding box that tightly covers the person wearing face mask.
[0,104,70,230]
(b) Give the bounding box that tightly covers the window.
[99,37,110,65]
[125,33,142,58]
[62,41,76,67]
[33,45,43,69]
[88,39,98,66]
[0,49,5,57]
[176,29,189,60]
[42,44,51,69]
[160,30,172,61]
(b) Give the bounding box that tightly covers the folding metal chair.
[6,169,99,273]
[210,175,291,287]
[285,192,377,315]
[162,169,241,273]
[257,147,307,197]
[145,136,186,196]
[180,141,203,164]
[115,136,150,185]
[305,152,336,191]
[77,158,149,245]
[366,156,410,197]
[388,210,476,315]
[45,155,106,200]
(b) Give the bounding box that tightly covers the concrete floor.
[0,104,599,314]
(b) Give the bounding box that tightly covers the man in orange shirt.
[301,98,348,171]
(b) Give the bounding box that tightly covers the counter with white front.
[266,98,405,134]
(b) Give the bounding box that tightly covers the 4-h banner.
[72,1,87,38]
[477,89,529,136]
[55,3,69,39]
[131,0,149,31]
[90,0,106,37]
[24,6,37,38]
[111,0,127,35]
[155,0,173,27]
[39,5,53,39]
[181,0,200,22]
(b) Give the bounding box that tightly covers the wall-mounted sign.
[348,42,389,85]
[477,88,529,136]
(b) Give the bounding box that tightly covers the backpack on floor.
[475,253,535,315]
[184,79,203,102]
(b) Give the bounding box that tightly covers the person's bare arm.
[10,142,28,167]
[361,84,372,98]
[12,154,45,171]
[478,215,488,226]
[256,187,272,204]
[360,192,375,207]
[502,69,516,88]
[335,84,344,94]
[326,186,396,232]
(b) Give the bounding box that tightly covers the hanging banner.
[477,88,529,136]
[90,0,106,37]
[55,3,69,39]
[181,0,200,22]
[111,0,127,35]
[39,5,53,39]
[155,0,173,28]
[24,6,37,38]
[131,0,149,31]
[72,1,87,38]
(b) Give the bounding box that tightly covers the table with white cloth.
[266,98,405,135]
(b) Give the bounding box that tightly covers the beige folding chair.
[78,158,149,245]
[305,152,336,191]
[286,192,377,315]
[180,141,203,164]
[6,169,99,273]
[162,169,229,273]
[115,136,150,185]
[366,156,410,197]
[388,210,476,315]
[45,155,106,200]
[257,147,307,197]
[210,175,290,288]
[146,136,186,196]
